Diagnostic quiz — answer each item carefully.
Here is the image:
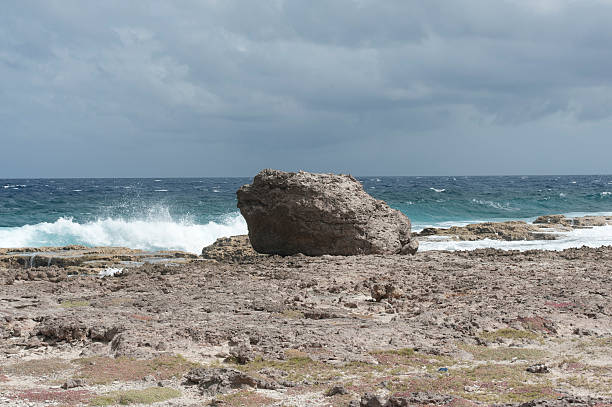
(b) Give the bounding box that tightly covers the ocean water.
[1,175,611,253]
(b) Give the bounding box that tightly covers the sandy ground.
[1,245,611,406]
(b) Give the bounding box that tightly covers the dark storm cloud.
[1,0,612,177]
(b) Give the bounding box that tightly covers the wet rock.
[534,214,612,228]
[237,169,416,256]
[417,221,557,241]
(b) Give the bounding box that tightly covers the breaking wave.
[0,212,247,254]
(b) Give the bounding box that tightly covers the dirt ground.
[1,245,611,406]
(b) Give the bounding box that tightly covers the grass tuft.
[75,354,198,384]
[479,328,540,341]
[60,300,90,308]
[89,387,180,406]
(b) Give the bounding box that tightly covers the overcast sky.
[2,0,612,177]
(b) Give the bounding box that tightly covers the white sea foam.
[430,188,445,193]
[420,224,612,252]
[471,199,518,211]
[0,213,247,254]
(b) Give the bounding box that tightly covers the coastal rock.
[201,235,262,263]
[534,214,612,228]
[417,221,557,241]
[417,214,612,243]
[236,169,417,256]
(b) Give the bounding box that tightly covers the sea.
[1,175,612,254]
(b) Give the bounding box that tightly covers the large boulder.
[236,169,417,256]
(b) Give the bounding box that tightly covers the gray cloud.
[2,0,612,177]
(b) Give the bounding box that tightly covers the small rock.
[526,363,549,374]
[360,393,386,407]
[325,385,348,397]
[371,284,403,302]
[61,378,84,389]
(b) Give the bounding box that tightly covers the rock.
[533,214,570,226]
[359,392,455,407]
[61,378,84,389]
[360,393,386,407]
[237,169,416,256]
[185,367,278,395]
[325,385,348,396]
[89,324,122,342]
[370,284,403,302]
[417,221,557,241]
[228,338,254,365]
[37,317,88,342]
[526,363,549,374]
[533,214,612,228]
[201,235,263,263]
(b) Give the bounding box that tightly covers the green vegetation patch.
[479,328,540,341]
[60,299,90,308]
[237,354,337,383]
[75,354,198,384]
[370,348,453,373]
[390,363,557,404]
[11,389,92,404]
[461,344,548,361]
[89,387,180,406]
[2,358,73,376]
[215,390,278,407]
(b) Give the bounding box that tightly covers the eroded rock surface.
[237,169,418,256]
[201,235,263,263]
[1,244,611,406]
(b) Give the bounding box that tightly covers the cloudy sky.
[2,0,612,177]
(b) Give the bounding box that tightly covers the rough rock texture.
[237,169,417,256]
[201,235,262,263]
[185,367,277,395]
[1,243,612,406]
[534,214,612,228]
[417,221,557,241]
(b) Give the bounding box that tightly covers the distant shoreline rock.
[236,169,418,256]
[416,214,612,241]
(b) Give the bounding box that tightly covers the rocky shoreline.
[416,214,612,241]
[1,233,611,406]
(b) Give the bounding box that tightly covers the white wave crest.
[0,213,247,254]
[430,187,445,193]
[471,199,518,211]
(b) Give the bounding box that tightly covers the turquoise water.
[1,175,611,253]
